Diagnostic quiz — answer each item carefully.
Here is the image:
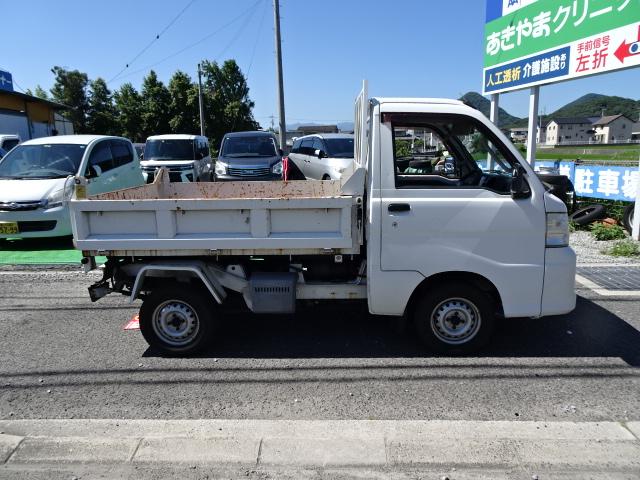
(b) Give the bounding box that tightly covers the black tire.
[413,283,495,354]
[622,204,635,234]
[139,283,216,356]
[569,204,607,226]
[322,174,331,180]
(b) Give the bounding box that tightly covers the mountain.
[459,92,521,128]
[548,93,640,120]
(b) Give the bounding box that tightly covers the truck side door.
[377,112,546,318]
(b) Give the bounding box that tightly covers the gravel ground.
[570,230,640,265]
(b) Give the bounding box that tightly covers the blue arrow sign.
[0,70,14,92]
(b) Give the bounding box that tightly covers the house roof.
[592,114,634,126]
[0,89,69,110]
[548,117,592,125]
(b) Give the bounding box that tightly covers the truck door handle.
[388,203,411,212]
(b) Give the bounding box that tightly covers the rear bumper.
[0,205,72,238]
[541,246,577,316]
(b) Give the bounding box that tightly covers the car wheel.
[622,205,635,233]
[322,174,331,180]
[139,284,216,356]
[413,283,495,354]
[569,204,606,226]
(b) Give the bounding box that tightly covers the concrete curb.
[1,420,639,469]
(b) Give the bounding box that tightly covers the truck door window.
[389,113,518,194]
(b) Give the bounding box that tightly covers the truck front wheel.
[139,284,216,356]
[413,283,495,354]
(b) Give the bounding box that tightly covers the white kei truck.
[70,83,576,355]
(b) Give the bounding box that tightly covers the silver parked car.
[287,133,354,180]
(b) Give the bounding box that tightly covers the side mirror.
[511,164,530,199]
[315,149,326,159]
[278,148,284,157]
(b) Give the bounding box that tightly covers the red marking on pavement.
[123,314,140,331]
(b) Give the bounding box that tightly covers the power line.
[231,0,269,132]
[108,0,196,83]
[108,0,262,85]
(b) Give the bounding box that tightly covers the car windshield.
[144,139,195,161]
[222,136,277,157]
[0,144,85,179]
[325,138,354,158]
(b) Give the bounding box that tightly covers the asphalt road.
[0,267,639,422]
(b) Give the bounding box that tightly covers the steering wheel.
[49,156,76,172]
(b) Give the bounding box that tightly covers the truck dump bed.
[70,170,363,257]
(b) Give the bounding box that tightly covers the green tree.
[86,78,117,135]
[200,59,259,151]
[114,83,143,142]
[50,66,90,133]
[168,71,199,134]
[34,85,49,100]
[140,70,171,139]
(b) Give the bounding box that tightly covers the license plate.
[0,222,19,234]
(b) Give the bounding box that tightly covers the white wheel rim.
[430,297,481,345]
[152,300,200,347]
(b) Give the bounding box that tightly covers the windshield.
[325,138,354,158]
[0,144,85,179]
[144,139,195,161]
[221,136,277,158]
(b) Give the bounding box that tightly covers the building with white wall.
[591,115,635,144]
[544,117,592,146]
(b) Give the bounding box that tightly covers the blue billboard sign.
[535,161,638,202]
[0,70,13,92]
[484,46,570,93]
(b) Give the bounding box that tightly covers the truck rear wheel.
[139,284,216,356]
[412,283,495,354]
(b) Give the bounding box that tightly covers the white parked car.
[0,134,21,152]
[0,135,144,238]
[287,133,354,180]
[141,134,211,183]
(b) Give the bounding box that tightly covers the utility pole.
[273,0,286,149]
[197,63,205,136]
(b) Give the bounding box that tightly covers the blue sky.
[2,0,639,127]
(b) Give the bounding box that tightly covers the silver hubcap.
[430,297,481,345]
[152,300,200,347]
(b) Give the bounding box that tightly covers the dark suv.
[214,131,283,181]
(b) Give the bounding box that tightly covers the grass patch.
[590,222,627,241]
[605,239,640,257]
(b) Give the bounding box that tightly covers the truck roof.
[374,98,464,106]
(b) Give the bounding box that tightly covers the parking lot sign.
[0,70,13,92]
[483,0,640,94]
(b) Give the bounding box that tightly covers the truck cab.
[71,84,576,356]
[363,97,575,349]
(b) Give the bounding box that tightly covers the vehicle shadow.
[0,236,74,251]
[143,295,640,367]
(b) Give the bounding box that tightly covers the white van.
[0,134,21,152]
[141,134,211,183]
[0,135,144,238]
